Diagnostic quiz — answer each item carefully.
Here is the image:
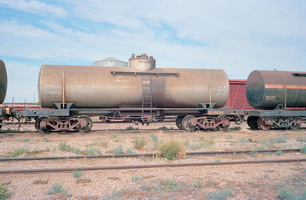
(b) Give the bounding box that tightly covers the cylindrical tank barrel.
[246,70,306,109]
[38,65,229,108]
[0,60,7,104]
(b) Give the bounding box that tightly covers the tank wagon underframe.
[245,109,306,130]
[15,103,245,133]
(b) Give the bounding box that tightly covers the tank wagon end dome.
[129,53,156,71]
[0,60,8,104]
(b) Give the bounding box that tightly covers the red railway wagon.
[226,80,253,109]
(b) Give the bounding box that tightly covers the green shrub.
[0,184,9,200]
[22,138,30,142]
[296,137,306,142]
[159,140,186,160]
[278,187,306,200]
[126,126,139,130]
[150,134,159,147]
[85,147,100,156]
[72,170,83,178]
[158,126,173,130]
[109,145,125,155]
[301,145,306,154]
[46,183,68,195]
[229,126,241,131]
[8,148,29,158]
[133,137,147,150]
[275,150,283,156]
[58,142,81,154]
[207,189,233,200]
[131,175,143,182]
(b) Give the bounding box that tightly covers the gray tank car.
[38,54,229,109]
[0,60,7,104]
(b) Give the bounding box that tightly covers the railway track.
[0,148,302,161]
[0,148,304,174]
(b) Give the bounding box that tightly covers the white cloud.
[0,0,67,17]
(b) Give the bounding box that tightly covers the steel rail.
[0,148,302,162]
[0,158,305,174]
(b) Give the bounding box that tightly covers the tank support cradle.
[35,116,93,133]
[184,115,230,131]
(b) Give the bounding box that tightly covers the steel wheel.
[247,116,259,130]
[77,116,93,133]
[176,116,185,130]
[291,118,301,130]
[182,115,196,132]
[257,117,272,130]
[217,116,230,131]
[35,116,52,133]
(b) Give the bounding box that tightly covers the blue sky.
[0,0,306,103]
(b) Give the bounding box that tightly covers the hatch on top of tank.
[93,57,128,67]
[129,53,156,71]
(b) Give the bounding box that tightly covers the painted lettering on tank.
[265,96,276,101]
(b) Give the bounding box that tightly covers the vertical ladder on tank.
[142,75,153,121]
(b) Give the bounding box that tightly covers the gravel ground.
[0,120,305,199]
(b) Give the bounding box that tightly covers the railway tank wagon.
[246,70,306,130]
[31,54,230,133]
[0,60,7,104]
[0,60,8,129]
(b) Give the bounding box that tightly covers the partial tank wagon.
[0,60,7,104]
[245,70,306,130]
[246,70,306,109]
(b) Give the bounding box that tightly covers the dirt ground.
[0,120,305,200]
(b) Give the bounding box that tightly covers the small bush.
[58,142,81,154]
[301,145,306,154]
[159,140,186,160]
[72,170,83,178]
[8,148,29,158]
[85,147,100,156]
[133,137,147,150]
[296,137,306,142]
[109,145,125,155]
[126,126,139,130]
[278,187,306,200]
[275,150,283,156]
[139,184,149,191]
[58,142,73,151]
[158,126,173,130]
[22,138,30,142]
[230,126,241,131]
[46,183,68,195]
[207,188,233,200]
[166,179,180,191]
[43,138,49,142]
[0,183,9,200]
[131,175,143,182]
[150,134,159,147]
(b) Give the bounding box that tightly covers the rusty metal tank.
[38,54,229,108]
[246,70,306,109]
[0,60,7,104]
